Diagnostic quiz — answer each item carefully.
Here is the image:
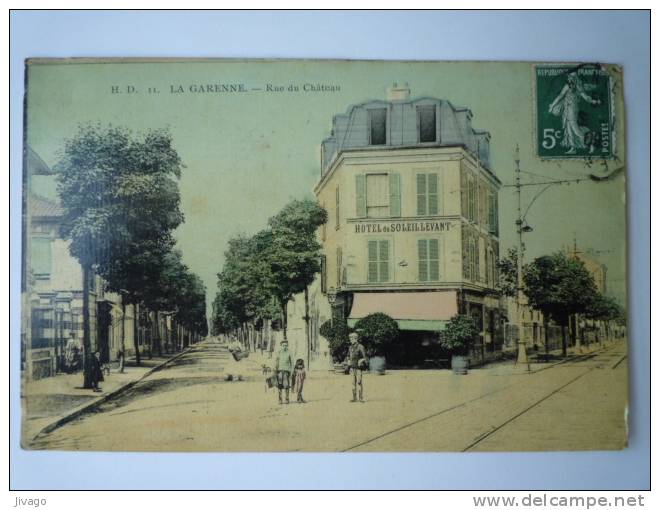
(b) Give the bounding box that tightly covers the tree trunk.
[259,324,264,355]
[265,320,272,356]
[544,316,549,355]
[561,322,567,358]
[82,264,93,388]
[133,303,141,366]
[281,301,288,340]
[304,286,311,369]
[119,300,126,373]
[155,311,163,357]
[147,310,154,359]
[574,314,582,352]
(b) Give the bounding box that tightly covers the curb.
[525,342,619,374]
[31,346,193,442]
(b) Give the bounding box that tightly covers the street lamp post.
[514,146,529,366]
[507,146,594,366]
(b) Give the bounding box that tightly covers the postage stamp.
[535,64,615,159]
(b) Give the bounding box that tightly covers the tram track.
[342,344,626,452]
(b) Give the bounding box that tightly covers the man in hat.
[346,332,368,402]
[275,340,293,404]
[90,351,104,392]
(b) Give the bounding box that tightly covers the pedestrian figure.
[90,351,104,392]
[275,340,293,404]
[65,334,82,373]
[345,332,368,403]
[292,358,306,403]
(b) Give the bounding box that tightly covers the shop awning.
[347,291,458,331]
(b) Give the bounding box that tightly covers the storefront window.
[31,308,54,348]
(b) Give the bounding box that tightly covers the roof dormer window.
[368,108,387,145]
[418,105,437,143]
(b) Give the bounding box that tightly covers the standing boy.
[275,340,293,404]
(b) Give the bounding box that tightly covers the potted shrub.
[354,312,399,375]
[440,314,478,375]
[319,319,350,374]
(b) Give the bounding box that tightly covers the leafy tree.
[266,200,328,348]
[523,252,598,357]
[212,199,327,359]
[174,271,207,346]
[100,240,174,365]
[319,319,350,362]
[584,293,623,342]
[213,232,275,349]
[439,314,479,356]
[212,289,242,336]
[496,247,520,297]
[353,313,400,357]
[584,293,622,322]
[57,124,183,384]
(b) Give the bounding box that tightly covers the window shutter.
[335,186,340,227]
[462,225,470,279]
[416,173,427,215]
[389,172,401,217]
[492,193,499,235]
[368,240,378,283]
[475,238,481,281]
[379,240,389,282]
[320,255,327,293]
[356,174,366,218]
[469,178,476,221]
[460,169,468,218]
[418,239,428,282]
[429,239,440,281]
[428,173,439,215]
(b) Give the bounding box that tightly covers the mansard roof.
[321,95,492,175]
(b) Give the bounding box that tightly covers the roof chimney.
[387,82,410,101]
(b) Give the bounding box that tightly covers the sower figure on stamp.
[275,340,293,404]
[345,332,368,403]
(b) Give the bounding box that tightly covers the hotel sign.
[354,220,454,234]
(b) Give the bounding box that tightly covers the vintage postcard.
[21,59,627,452]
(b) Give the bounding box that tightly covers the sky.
[25,59,627,318]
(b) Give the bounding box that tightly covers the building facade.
[314,85,503,365]
[22,148,137,379]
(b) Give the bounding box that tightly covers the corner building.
[314,85,503,365]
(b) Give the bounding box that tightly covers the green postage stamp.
[535,64,615,159]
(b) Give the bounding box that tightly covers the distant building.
[313,84,504,365]
[501,294,550,353]
[569,245,608,295]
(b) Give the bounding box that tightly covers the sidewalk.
[489,338,624,376]
[21,352,181,444]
